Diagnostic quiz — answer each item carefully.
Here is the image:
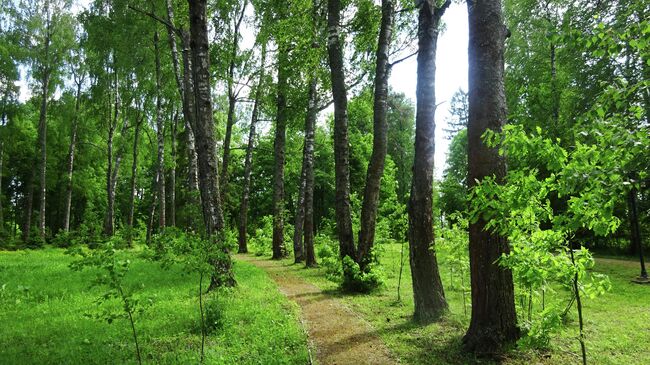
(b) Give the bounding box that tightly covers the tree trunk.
[181,32,199,193]
[63,78,82,232]
[293,157,307,263]
[238,42,266,254]
[22,173,34,242]
[170,112,177,227]
[37,69,50,239]
[146,172,158,244]
[154,31,166,229]
[165,0,198,194]
[188,0,234,287]
[271,45,289,260]
[407,0,449,323]
[303,76,318,267]
[463,0,520,353]
[128,115,142,245]
[221,95,235,203]
[357,0,394,271]
[327,0,355,261]
[104,108,116,236]
[220,1,247,205]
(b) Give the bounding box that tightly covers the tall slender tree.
[326,0,355,261]
[153,30,166,228]
[463,0,520,353]
[271,43,289,260]
[238,41,266,254]
[356,0,394,271]
[407,0,450,323]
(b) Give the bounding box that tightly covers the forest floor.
[237,254,395,365]
[244,243,650,365]
[0,248,309,364]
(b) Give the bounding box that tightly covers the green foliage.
[340,254,385,293]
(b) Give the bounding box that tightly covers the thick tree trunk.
[357,0,394,270]
[271,45,289,260]
[463,0,520,353]
[188,0,234,287]
[37,70,50,239]
[238,43,266,254]
[220,1,247,205]
[63,79,82,232]
[303,77,318,267]
[154,31,166,229]
[408,0,449,323]
[327,0,355,261]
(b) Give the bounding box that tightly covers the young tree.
[238,41,267,254]
[407,0,450,323]
[463,0,520,353]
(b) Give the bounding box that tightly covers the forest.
[0,0,648,364]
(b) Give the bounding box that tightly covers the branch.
[128,5,182,38]
[389,50,418,67]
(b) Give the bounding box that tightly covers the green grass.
[278,242,650,364]
[0,248,309,365]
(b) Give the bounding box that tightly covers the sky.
[17,0,469,178]
[390,2,468,177]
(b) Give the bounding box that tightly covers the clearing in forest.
[237,254,395,365]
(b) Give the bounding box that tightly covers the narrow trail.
[236,254,396,365]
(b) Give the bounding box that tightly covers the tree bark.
[37,68,50,239]
[238,42,266,254]
[303,76,318,267]
[128,114,142,246]
[170,111,177,227]
[104,79,119,236]
[22,173,34,242]
[154,31,166,229]
[327,0,355,261]
[188,0,234,287]
[463,0,520,353]
[164,0,198,194]
[293,156,307,263]
[407,0,449,323]
[181,32,200,193]
[272,44,289,260]
[220,1,247,205]
[63,77,82,232]
[357,0,394,271]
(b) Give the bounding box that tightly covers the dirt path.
[236,254,396,365]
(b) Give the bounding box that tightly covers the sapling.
[68,242,150,365]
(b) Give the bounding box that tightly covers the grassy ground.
[276,242,650,364]
[0,248,309,365]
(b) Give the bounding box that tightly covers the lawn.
[0,248,309,365]
[276,241,650,365]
